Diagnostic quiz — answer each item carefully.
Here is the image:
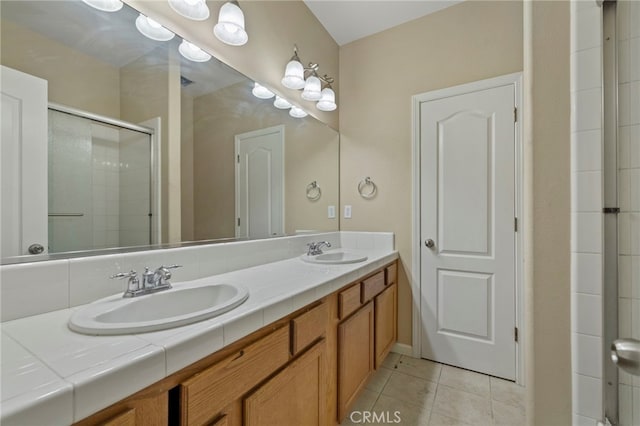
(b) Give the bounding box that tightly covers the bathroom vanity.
[76,261,396,426]
[0,232,398,425]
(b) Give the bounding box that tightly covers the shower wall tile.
[573,88,602,132]
[573,130,603,172]
[573,293,603,336]
[572,213,603,254]
[573,171,602,212]
[572,253,603,295]
[573,373,603,420]
[573,333,602,379]
[571,47,602,92]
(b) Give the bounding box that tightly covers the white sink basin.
[300,249,368,265]
[69,283,249,335]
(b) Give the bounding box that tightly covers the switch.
[344,205,352,219]
[328,205,336,219]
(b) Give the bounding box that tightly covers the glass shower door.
[48,108,152,253]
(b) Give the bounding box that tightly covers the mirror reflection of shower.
[47,106,157,253]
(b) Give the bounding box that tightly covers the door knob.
[28,243,45,254]
[424,239,435,249]
[611,338,640,377]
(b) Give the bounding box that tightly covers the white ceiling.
[303,0,464,46]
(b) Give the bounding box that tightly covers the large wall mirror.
[0,0,339,264]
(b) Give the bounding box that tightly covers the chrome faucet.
[306,241,331,256]
[111,265,182,298]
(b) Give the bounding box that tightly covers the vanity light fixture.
[135,14,175,41]
[178,39,211,62]
[316,87,337,112]
[289,106,308,118]
[214,1,248,46]
[252,82,275,100]
[168,0,210,21]
[281,45,337,110]
[81,0,123,12]
[273,96,292,109]
[281,47,306,90]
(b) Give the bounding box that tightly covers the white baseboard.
[391,343,413,357]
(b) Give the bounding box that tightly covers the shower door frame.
[602,1,619,424]
[47,102,161,246]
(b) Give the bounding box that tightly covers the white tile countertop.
[1,239,397,425]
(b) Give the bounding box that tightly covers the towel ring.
[306,181,321,201]
[358,177,377,199]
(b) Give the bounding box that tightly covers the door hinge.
[515,327,519,342]
[514,217,518,232]
[237,154,240,163]
[514,107,517,123]
[237,218,240,226]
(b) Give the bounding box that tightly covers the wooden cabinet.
[180,326,290,426]
[244,340,327,426]
[337,302,374,421]
[375,283,397,368]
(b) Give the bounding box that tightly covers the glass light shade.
[289,106,308,118]
[178,40,211,62]
[281,60,305,90]
[135,14,175,41]
[168,0,210,21]
[316,87,337,111]
[81,0,123,12]
[252,82,275,100]
[301,76,322,101]
[273,96,292,109]
[214,2,248,46]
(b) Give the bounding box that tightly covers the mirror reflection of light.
[178,40,211,62]
[135,14,175,41]
[273,96,292,110]
[81,0,123,12]
[168,0,210,21]
[289,106,308,118]
[252,82,275,100]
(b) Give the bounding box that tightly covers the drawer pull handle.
[232,350,245,361]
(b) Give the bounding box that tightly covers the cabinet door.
[337,302,374,421]
[244,340,327,426]
[375,283,397,368]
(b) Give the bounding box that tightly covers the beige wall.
[524,1,572,424]
[339,1,523,346]
[0,20,120,118]
[120,50,182,243]
[124,0,339,130]
[192,82,339,240]
[181,93,195,242]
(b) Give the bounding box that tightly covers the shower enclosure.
[47,106,155,253]
[604,1,640,424]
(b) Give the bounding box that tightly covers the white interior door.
[419,82,517,380]
[235,125,284,239]
[1,66,48,258]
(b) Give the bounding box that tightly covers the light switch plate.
[328,205,336,219]
[344,205,352,219]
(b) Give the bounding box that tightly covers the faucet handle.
[156,265,182,282]
[110,270,137,280]
[110,270,140,295]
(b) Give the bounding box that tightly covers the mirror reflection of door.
[235,125,284,239]
[0,65,48,257]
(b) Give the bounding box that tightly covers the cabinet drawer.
[385,263,397,286]
[362,271,385,302]
[291,302,327,355]
[339,284,362,319]
[181,326,290,426]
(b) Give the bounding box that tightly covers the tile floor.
[340,353,526,426]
